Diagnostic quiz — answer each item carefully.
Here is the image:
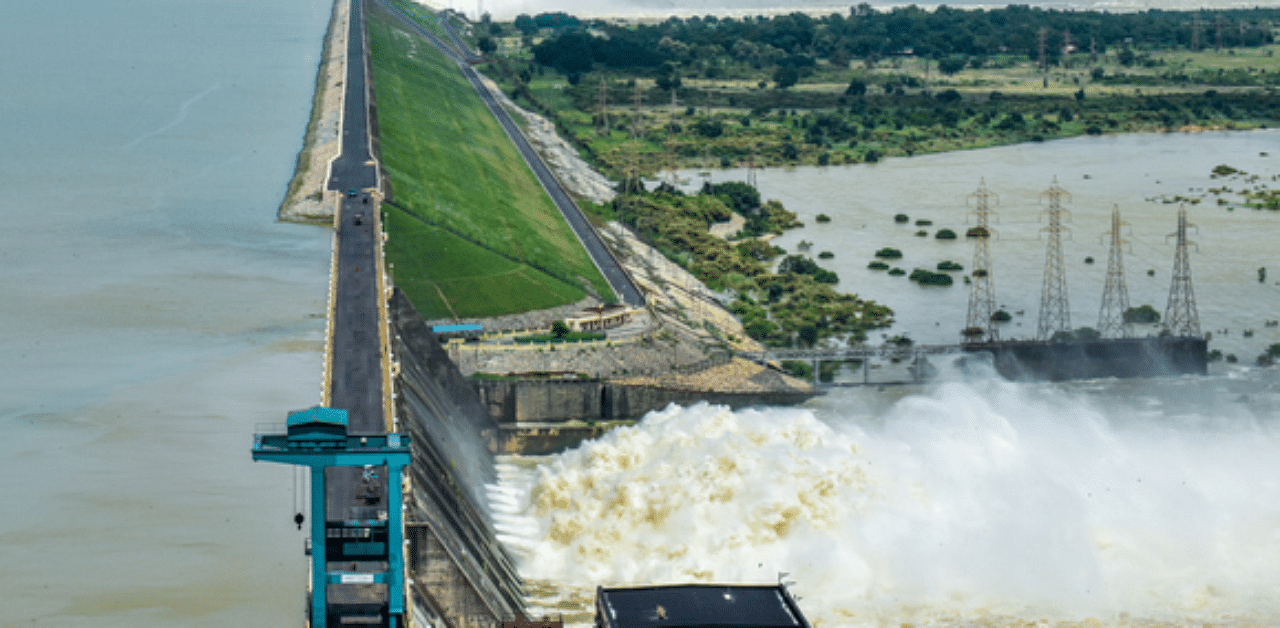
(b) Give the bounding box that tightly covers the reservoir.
[0,0,333,625]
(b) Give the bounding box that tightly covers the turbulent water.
[493,361,1280,627]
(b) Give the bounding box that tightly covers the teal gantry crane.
[253,407,411,628]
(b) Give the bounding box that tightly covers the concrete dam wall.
[390,289,525,626]
[472,379,817,424]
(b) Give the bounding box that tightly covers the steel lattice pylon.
[1097,205,1134,338]
[1164,205,1202,337]
[1037,177,1072,340]
[963,179,999,343]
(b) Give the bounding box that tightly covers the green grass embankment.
[367,3,614,319]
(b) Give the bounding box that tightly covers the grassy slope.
[368,4,614,319]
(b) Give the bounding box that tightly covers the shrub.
[966,226,990,238]
[915,230,928,237]
[818,251,834,259]
[909,268,954,286]
[551,320,570,337]
[815,213,831,223]
[894,214,909,223]
[874,247,903,259]
[935,229,958,239]
[867,260,890,270]
[991,309,1012,322]
[1123,304,1161,324]
[915,219,933,226]
[887,267,906,276]
[937,260,963,271]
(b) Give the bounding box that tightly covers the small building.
[595,584,811,628]
[564,305,635,333]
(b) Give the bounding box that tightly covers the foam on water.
[492,367,1280,626]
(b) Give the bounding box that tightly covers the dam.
[253,0,531,625]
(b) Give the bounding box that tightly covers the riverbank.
[278,0,348,223]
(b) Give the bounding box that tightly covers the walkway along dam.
[254,0,533,625]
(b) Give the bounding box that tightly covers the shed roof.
[597,584,807,628]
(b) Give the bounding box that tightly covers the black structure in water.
[960,336,1208,382]
[595,584,811,628]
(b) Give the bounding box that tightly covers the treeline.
[524,5,1279,77]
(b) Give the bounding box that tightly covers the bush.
[935,229,958,239]
[915,219,933,226]
[887,267,906,276]
[991,309,1012,322]
[551,320,570,337]
[1123,304,1161,324]
[915,230,928,237]
[867,260,890,270]
[894,214,909,223]
[937,260,963,271]
[815,213,831,223]
[909,268,954,286]
[966,226,990,238]
[874,247,903,259]
[818,251,834,259]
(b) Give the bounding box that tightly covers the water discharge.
[493,362,1280,626]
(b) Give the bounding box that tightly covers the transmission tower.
[596,78,610,136]
[664,88,679,186]
[1038,27,1048,73]
[1097,205,1133,338]
[1062,28,1073,69]
[1164,206,1201,337]
[963,179,1000,343]
[625,82,642,195]
[1037,177,1072,340]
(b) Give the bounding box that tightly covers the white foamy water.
[493,364,1280,627]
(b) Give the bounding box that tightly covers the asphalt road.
[327,0,384,437]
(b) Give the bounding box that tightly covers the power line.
[963,178,999,343]
[1164,205,1201,337]
[1037,177,1072,340]
[1097,205,1133,338]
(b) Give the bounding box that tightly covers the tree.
[551,320,570,338]
[774,65,800,89]
[1123,304,1160,324]
[845,78,867,97]
[477,36,497,55]
[514,14,536,35]
[938,56,968,75]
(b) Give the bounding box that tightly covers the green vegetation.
[936,260,963,271]
[875,247,903,258]
[909,268,954,286]
[915,230,928,237]
[1124,304,1161,324]
[815,213,831,223]
[367,3,614,319]
[915,219,933,226]
[935,228,958,239]
[991,309,1012,322]
[818,251,834,259]
[894,214,910,223]
[867,260,890,270]
[610,186,891,347]
[887,267,906,276]
[480,6,1280,177]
